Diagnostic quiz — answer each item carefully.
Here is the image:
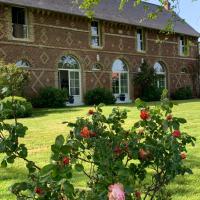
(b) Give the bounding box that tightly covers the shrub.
[134,60,161,101]
[0,96,32,119]
[0,61,29,98]
[32,87,67,108]
[141,85,163,101]
[84,87,116,105]
[0,90,196,200]
[172,86,193,100]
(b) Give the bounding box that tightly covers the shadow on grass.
[31,106,86,118]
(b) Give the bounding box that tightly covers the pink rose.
[108,183,125,200]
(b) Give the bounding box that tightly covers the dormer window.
[179,36,188,56]
[12,7,28,39]
[91,21,101,47]
[137,28,145,52]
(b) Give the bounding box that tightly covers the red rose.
[114,146,122,156]
[135,191,141,199]
[166,114,173,121]
[180,152,186,160]
[172,130,181,138]
[63,157,70,165]
[140,110,150,120]
[35,187,42,195]
[88,109,94,115]
[80,127,91,138]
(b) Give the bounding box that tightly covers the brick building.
[0,0,199,105]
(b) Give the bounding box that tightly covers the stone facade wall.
[0,4,199,100]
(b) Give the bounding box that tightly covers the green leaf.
[178,118,187,123]
[75,163,84,172]
[61,145,71,154]
[1,159,7,168]
[63,181,74,194]
[40,164,54,176]
[55,135,65,148]
[7,155,16,164]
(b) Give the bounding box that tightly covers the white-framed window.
[112,59,129,95]
[179,36,188,56]
[137,28,145,52]
[16,59,31,68]
[91,21,101,47]
[154,62,166,89]
[58,55,81,97]
[12,6,28,39]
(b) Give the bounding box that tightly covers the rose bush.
[0,89,196,200]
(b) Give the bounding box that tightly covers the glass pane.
[75,80,79,87]
[75,72,79,79]
[120,73,128,93]
[91,21,99,36]
[154,62,165,74]
[58,55,79,69]
[112,73,119,94]
[16,60,31,68]
[112,59,128,72]
[91,36,100,47]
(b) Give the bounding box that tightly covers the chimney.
[163,0,170,10]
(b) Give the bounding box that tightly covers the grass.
[1,99,200,199]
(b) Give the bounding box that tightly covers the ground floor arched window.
[112,59,129,102]
[58,55,82,105]
[153,62,166,89]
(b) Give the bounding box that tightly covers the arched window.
[153,62,166,89]
[58,55,79,69]
[58,55,81,104]
[16,60,31,68]
[181,67,188,74]
[112,59,129,98]
[92,63,102,71]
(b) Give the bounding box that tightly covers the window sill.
[9,37,33,43]
[90,45,104,50]
[137,50,146,54]
[179,54,189,57]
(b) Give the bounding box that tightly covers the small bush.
[84,87,116,105]
[0,96,32,119]
[141,86,163,102]
[172,86,193,100]
[32,87,67,108]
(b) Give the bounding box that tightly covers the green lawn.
[1,99,200,200]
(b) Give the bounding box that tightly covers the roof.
[0,0,199,37]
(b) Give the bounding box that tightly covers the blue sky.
[148,0,200,34]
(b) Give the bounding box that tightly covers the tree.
[134,60,162,101]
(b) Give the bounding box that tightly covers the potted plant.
[119,94,126,101]
[68,95,74,104]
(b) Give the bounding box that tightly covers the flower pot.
[119,94,126,101]
[68,96,74,104]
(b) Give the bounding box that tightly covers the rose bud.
[88,109,94,115]
[35,187,42,195]
[135,191,141,199]
[166,114,173,121]
[172,130,181,138]
[137,127,145,134]
[63,157,70,165]
[180,152,187,160]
